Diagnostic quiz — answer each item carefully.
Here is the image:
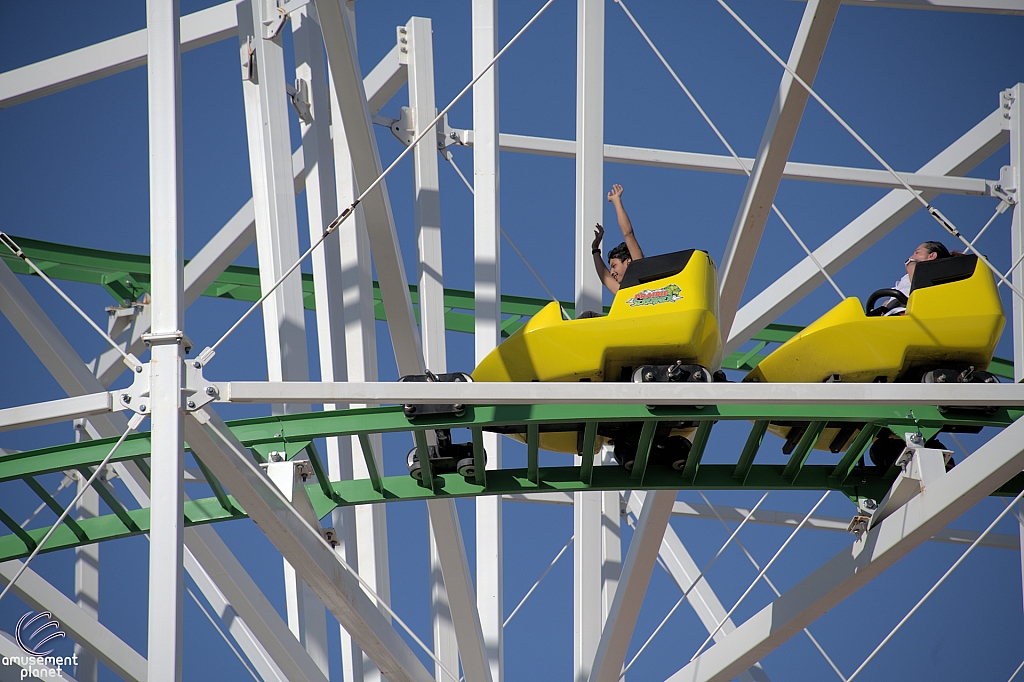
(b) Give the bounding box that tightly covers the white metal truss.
[1,3,1022,682]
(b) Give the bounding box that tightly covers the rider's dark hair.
[608,242,630,263]
[921,241,950,259]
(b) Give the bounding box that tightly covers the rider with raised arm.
[592,184,645,294]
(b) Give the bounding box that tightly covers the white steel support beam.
[575,0,605,319]
[727,107,1008,353]
[1006,84,1023,381]
[364,44,408,116]
[184,407,435,682]
[315,0,424,375]
[835,0,1024,13]
[624,493,770,682]
[454,132,996,196]
[668,415,1024,682]
[73,473,99,682]
[589,490,675,682]
[0,2,236,109]
[405,15,464,680]
[717,0,840,339]
[0,561,147,682]
[145,1,186,679]
[327,7,393,680]
[472,1,504,678]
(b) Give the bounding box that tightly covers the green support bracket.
[0,506,36,552]
[23,477,88,542]
[414,431,436,492]
[631,421,658,482]
[79,469,140,532]
[302,442,337,502]
[472,428,487,487]
[527,424,540,484]
[734,341,768,370]
[357,434,384,494]
[579,422,598,485]
[830,424,881,486]
[682,421,714,483]
[782,421,827,483]
[132,456,151,481]
[734,421,769,485]
[192,454,236,514]
[250,440,311,463]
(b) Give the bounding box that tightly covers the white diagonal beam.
[455,132,995,195]
[589,490,675,682]
[718,0,840,339]
[0,392,115,432]
[184,407,435,682]
[668,414,1024,682]
[314,0,424,375]
[835,0,1024,14]
[624,492,770,682]
[726,106,1008,353]
[364,44,408,116]
[0,560,147,681]
[0,2,236,109]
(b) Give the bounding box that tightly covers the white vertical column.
[575,0,604,317]
[1007,84,1023,382]
[292,4,350,678]
[329,4,391,680]
[146,0,185,679]
[600,453,620,627]
[575,1,605,680]
[473,1,503,680]
[74,476,99,682]
[407,15,459,678]
[238,0,324,670]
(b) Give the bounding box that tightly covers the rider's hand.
[607,184,624,203]
[592,223,605,250]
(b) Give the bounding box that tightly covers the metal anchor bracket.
[184,360,220,412]
[118,363,151,416]
[868,433,950,530]
[286,78,313,124]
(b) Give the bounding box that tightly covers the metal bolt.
[644,371,655,381]
[139,405,147,413]
[122,394,131,403]
[135,365,144,373]
[193,360,201,368]
[205,386,217,396]
[187,400,196,409]
[909,432,923,445]
[400,47,408,53]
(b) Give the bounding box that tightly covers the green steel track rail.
[3,235,1012,377]
[1,402,1022,563]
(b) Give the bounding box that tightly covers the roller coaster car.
[472,249,724,462]
[743,254,1005,459]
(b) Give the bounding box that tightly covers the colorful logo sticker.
[627,283,683,307]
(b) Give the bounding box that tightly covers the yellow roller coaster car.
[744,254,1004,455]
[473,249,722,456]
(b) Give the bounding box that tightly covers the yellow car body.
[745,255,1004,451]
[473,249,722,454]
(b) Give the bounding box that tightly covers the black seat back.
[619,249,705,290]
[910,254,977,292]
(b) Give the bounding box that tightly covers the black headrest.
[910,254,977,292]
[619,250,704,290]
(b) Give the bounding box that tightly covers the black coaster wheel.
[457,457,476,478]
[869,430,905,470]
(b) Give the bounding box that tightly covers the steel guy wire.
[998,251,1024,289]
[1009,658,1024,682]
[713,0,1024,302]
[0,412,146,608]
[0,233,143,372]
[503,534,574,627]
[691,490,831,661]
[201,0,557,364]
[446,153,571,319]
[612,0,846,302]
[969,200,1011,248]
[846,487,1024,681]
[698,490,847,682]
[618,490,771,678]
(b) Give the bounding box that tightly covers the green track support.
[414,431,435,492]
[682,421,714,483]
[734,421,769,485]
[357,434,384,494]
[472,428,487,486]
[631,421,658,482]
[0,507,36,553]
[782,421,827,483]
[80,469,140,532]
[579,422,598,484]
[830,424,881,486]
[302,442,337,503]
[527,424,539,484]
[23,477,87,542]
[192,454,236,514]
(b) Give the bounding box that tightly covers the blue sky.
[2,1,1024,680]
